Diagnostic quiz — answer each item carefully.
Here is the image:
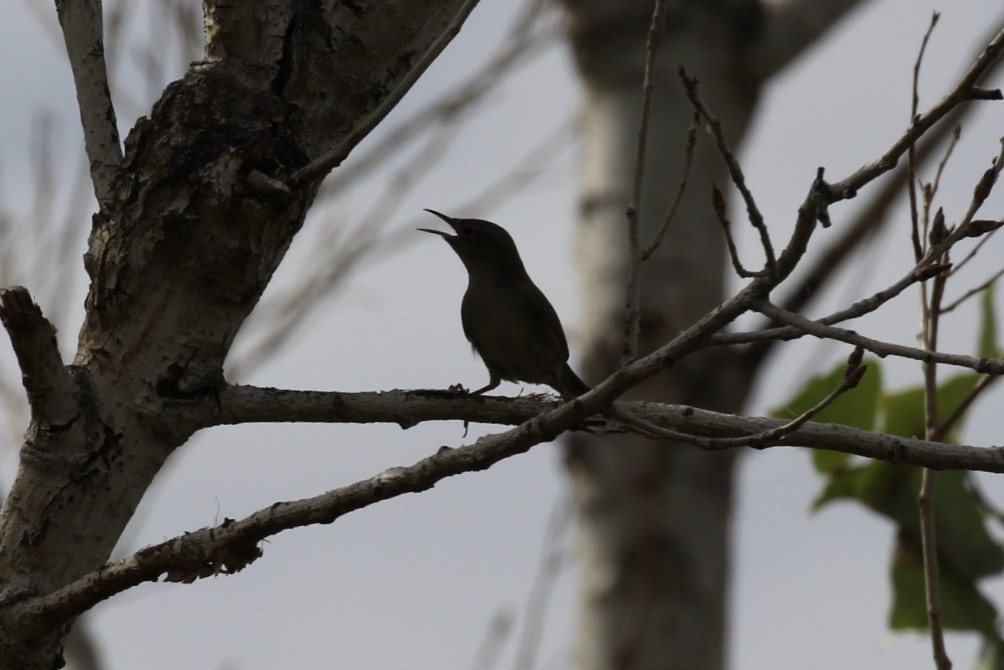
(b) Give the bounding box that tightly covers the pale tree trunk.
[559,1,864,667]
[0,2,475,668]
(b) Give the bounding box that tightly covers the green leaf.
[976,635,1004,670]
[889,538,999,634]
[771,356,881,474]
[889,530,999,636]
[934,471,1004,580]
[815,464,1004,582]
[788,290,1004,645]
[880,372,982,441]
[812,460,918,518]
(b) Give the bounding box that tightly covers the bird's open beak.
[417,227,451,238]
[418,209,458,238]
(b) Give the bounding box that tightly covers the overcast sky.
[2,1,1004,668]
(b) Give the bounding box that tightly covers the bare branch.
[318,0,555,201]
[15,383,1004,630]
[54,0,123,207]
[677,347,868,450]
[639,110,699,261]
[0,287,76,427]
[916,155,951,667]
[752,299,1004,376]
[730,259,948,350]
[16,394,604,630]
[288,0,482,188]
[680,69,776,264]
[941,266,1004,314]
[622,0,668,362]
[712,184,761,279]
[829,26,1004,200]
[907,12,940,262]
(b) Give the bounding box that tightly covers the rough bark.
[0,2,476,667]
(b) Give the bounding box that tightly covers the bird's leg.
[470,374,501,396]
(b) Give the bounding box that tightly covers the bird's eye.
[459,226,472,236]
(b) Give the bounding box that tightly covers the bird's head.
[419,209,527,277]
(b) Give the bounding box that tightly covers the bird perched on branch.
[420,209,589,400]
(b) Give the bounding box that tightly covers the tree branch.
[213,384,1004,474]
[0,286,76,427]
[829,26,1004,200]
[753,299,1004,375]
[16,383,1004,630]
[622,0,668,361]
[54,0,123,207]
[288,0,482,188]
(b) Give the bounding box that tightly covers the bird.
[419,209,590,400]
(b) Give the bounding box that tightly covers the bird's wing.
[519,282,570,360]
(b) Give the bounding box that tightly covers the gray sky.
[2,0,1004,668]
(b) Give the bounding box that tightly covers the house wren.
[420,209,589,399]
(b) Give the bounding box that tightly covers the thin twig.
[917,250,950,670]
[828,26,1004,199]
[917,468,950,669]
[622,0,668,362]
[767,9,1004,330]
[913,23,950,656]
[931,124,962,196]
[933,374,998,441]
[680,69,776,266]
[715,261,946,346]
[751,300,1004,376]
[640,110,700,261]
[940,267,1004,314]
[908,12,940,261]
[946,220,1002,280]
[664,347,868,450]
[712,184,760,278]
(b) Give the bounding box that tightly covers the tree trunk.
[560,0,867,665]
[0,3,475,667]
[561,2,760,668]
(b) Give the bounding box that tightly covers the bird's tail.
[556,364,591,399]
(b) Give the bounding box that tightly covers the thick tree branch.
[17,384,1004,630]
[0,287,76,427]
[213,385,1004,474]
[288,0,482,187]
[17,392,596,631]
[54,0,122,207]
